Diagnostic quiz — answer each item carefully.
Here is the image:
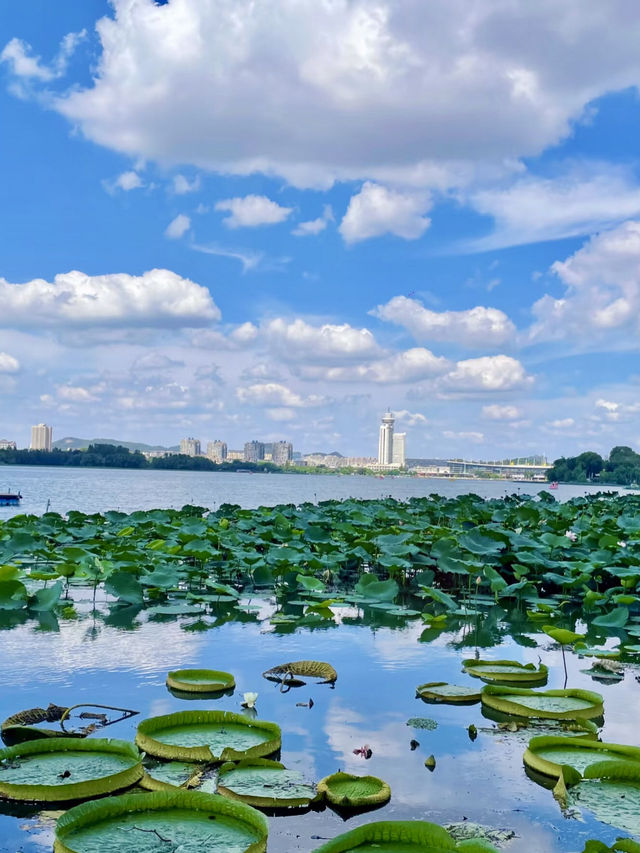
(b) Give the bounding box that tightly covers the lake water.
[0,465,621,518]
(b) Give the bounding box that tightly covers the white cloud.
[265,318,381,364]
[373,295,516,347]
[237,382,325,408]
[482,404,523,420]
[215,195,292,228]
[339,183,430,243]
[0,353,19,373]
[395,409,428,426]
[440,355,533,392]
[190,243,263,273]
[1,30,85,82]
[469,166,640,250]
[267,407,297,421]
[531,221,640,345]
[57,385,99,403]
[0,269,220,329]
[172,174,200,194]
[39,2,640,189]
[230,322,259,344]
[115,170,143,191]
[594,399,640,423]
[546,418,575,429]
[443,430,484,443]
[304,347,449,383]
[165,213,191,239]
[292,205,334,237]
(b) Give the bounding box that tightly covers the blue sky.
[2,0,640,459]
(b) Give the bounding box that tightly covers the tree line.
[547,445,640,485]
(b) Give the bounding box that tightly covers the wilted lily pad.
[0,737,142,802]
[263,660,337,684]
[481,686,604,721]
[462,658,548,685]
[524,735,640,780]
[311,819,500,851]
[317,772,390,810]
[416,682,482,704]
[406,718,438,731]
[136,710,281,762]
[166,669,235,694]
[53,789,268,853]
[217,758,318,808]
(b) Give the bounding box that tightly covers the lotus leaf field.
[2,490,640,851]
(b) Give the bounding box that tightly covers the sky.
[2,1,640,460]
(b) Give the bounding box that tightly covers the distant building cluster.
[170,437,294,466]
[0,438,17,451]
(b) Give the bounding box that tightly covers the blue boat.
[0,492,22,506]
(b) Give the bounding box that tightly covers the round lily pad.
[53,789,268,853]
[217,758,318,808]
[136,710,281,762]
[317,772,390,810]
[462,658,548,685]
[524,735,640,780]
[416,682,482,704]
[0,737,142,802]
[166,669,235,695]
[568,770,640,837]
[481,686,604,721]
[140,760,202,792]
[311,819,500,851]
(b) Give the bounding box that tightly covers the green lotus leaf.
[0,737,142,802]
[317,771,390,810]
[29,580,63,612]
[416,682,482,704]
[166,669,235,694]
[262,660,337,683]
[53,789,268,853]
[524,735,640,780]
[541,625,585,645]
[140,760,203,791]
[135,710,281,762]
[311,819,500,851]
[406,718,438,730]
[355,576,399,601]
[481,686,604,721]
[217,758,318,808]
[462,659,548,685]
[0,579,28,610]
[592,607,630,628]
[569,779,640,838]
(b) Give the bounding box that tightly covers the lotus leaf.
[462,659,548,685]
[406,718,438,730]
[217,758,318,808]
[317,771,391,809]
[140,760,202,791]
[0,737,142,802]
[416,683,482,704]
[311,819,500,851]
[136,710,281,762]
[166,669,235,694]
[262,660,337,683]
[481,686,604,720]
[524,735,640,780]
[53,789,268,853]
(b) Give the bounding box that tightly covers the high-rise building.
[180,437,201,457]
[244,441,265,463]
[377,411,394,465]
[31,423,52,451]
[206,440,227,463]
[392,432,406,467]
[272,441,293,465]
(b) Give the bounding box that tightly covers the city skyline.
[4,3,640,459]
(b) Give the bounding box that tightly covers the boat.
[0,492,22,506]
[549,482,558,490]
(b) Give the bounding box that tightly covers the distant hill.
[303,450,344,457]
[53,437,179,453]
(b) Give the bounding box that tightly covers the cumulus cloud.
[292,205,334,237]
[57,385,100,403]
[546,418,575,429]
[302,347,449,383]
[115,170,143,191]
[35,1,640,188]
[594,399,640,422]
[0,269,220,329]
[443,430,484,443]
[440,355,533,393]
[340,183,430,243]
[165,214,191,239]
[215,195,292,228]
[0,353,19,373]
[236,382,325,408]
[172,174,200,194]
[482,404,523,420]
[1,30,85,82]
[395,409,428,426]
[531,221,640,345]
[265,318,382,364]
[372,295,516,348]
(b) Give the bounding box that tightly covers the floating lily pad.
[136,710,281,762]
[317,772,391,810]
[481,686,604,721]
[311,819,500,851]
[524,735,640,780]
[416,682,482,704]
[53,789,268,853]
[462,659,548,685]
[262,660,337,684]
[166,669,235,694]
[568,766,640,837]
[0,737,142,802]
[140,760,202,792]
[217,758,318,808]
[406,718,438,731]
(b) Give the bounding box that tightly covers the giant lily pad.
[217,758,318,808]
[481,686,604,721]
[262,660,337,684]
[0,737,142,802]
[568,763,640,837]
[140,760,202,792]
[166,669,235,694]
[524,736,640,780]
[317,771,391,810]
[462,659,548,685]
[136,710,281,762]
[311,819,500,851]
[53,789,268,853]
[416,682,482,704]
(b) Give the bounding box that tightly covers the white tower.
[378,411,394,465]
[30,423,52,451]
